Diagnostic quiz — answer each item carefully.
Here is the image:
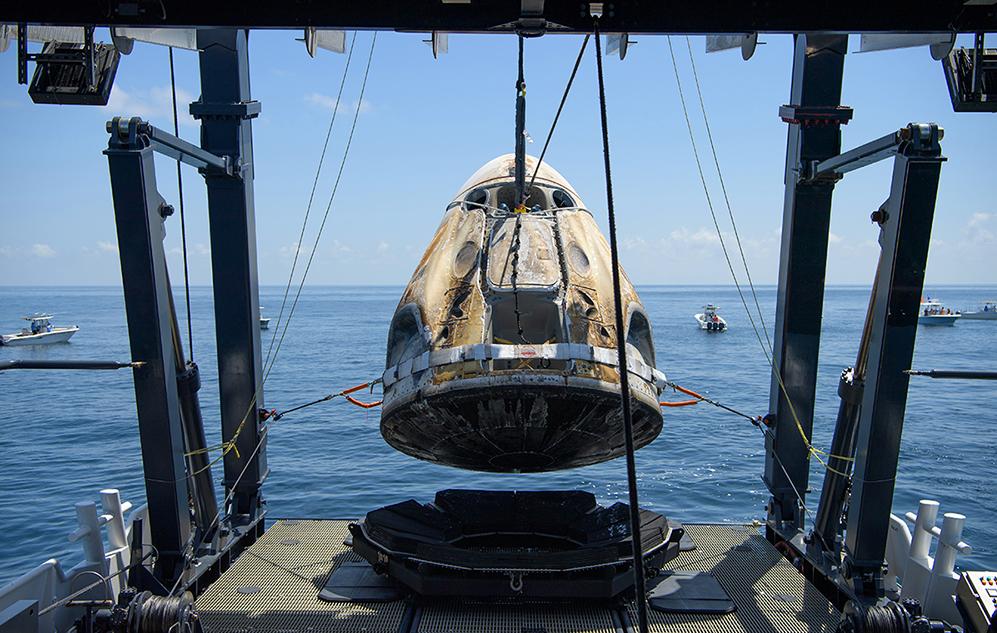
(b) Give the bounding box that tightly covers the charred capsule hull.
[382,155,665,472]
[382,374,663,473]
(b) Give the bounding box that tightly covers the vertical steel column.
[844,126,945,596]
[766,33,849,530]
[104,118,192,587]
[191,29,267,515]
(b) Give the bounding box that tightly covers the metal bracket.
[837,368,864,407]
[804,123,944,183]
[189,99,261,120]
[779,104,854,127]
[106,116,235,176]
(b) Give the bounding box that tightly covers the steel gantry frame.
[103,29,266,593]
[85,10,967,608]
[764,33,947,608]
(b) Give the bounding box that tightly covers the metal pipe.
[165,276,219,540]
[906,369,997,380]
[0,359,137,371]
[812,261,880,557]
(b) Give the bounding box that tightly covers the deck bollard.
[900,499,939,604]
[100,489,133,551]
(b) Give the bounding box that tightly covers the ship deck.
[195,520,839,633]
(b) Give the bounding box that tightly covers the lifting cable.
[264,31,378,382]
[593,19,649,633]
[526,33,590,194]
[186,379,382,460]
[666,37,851,477]
[164,35,379,596]
[169,47,194,360]
[683,37,772,352]
[659,380,762,425]
[658,378,837,553]
[264,31,358,371]
[184,32,378,472]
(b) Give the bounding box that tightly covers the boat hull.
[382,378,662,472]
[961,311,997,320]
[0,326,78,346]
[695,314,727,331]
[919,315,959,326]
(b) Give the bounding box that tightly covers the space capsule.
[380,155,665,472]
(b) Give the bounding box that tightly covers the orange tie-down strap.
[660,383,704,408]
[342,382,382,408]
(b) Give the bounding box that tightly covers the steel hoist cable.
[527,33,590,194]
[593,19,649,633]
[666,37,852,477]
[683,36,772,353]
[264,32,377,382]
[165,34,378,596]
[169,47,194,360]
[264,31,359,371]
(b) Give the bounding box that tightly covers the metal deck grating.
[196,520,406,632]
[417,602,618,633]
[629,524,839,633]
[196,520,839,633]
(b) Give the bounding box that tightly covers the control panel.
[957,571,997,633]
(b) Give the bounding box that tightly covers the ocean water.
[1,284,995,584]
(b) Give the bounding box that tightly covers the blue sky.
[0,30,993,286]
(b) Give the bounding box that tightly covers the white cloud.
[329,239,353,255]
[278,242,311,258]
[965,212,994,244]
[105,85,197,128]
[968,212,992,228]
[97,241,118,254]
[194,243,211,256]
[668,227,721,246]
[304,93,372,114]
[31,243,55,258]
[0,246,13,257]
[376,241,391,255]
[828,232,842,244]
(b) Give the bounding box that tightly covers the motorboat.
[919,298,960,326]
[0,313,79,346]
[961,301,997,321]
[381,154,665,473]
[259,307,271,330]
[695,304,727,332]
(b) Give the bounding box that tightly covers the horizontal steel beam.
[2,1,996,33]
[906,369,997,380]
[106,117,232,175]
[812,131,902,179]
[811,124,945,181]
[0,359,138,371]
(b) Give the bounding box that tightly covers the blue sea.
[1,284,995,584]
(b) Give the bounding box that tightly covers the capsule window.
[496,185,547,211]
[464,188,488,210]
[552,189,575,209]
[386,305,429,368]
[626,310,655,367]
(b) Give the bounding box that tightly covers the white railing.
[0,489,150,633]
